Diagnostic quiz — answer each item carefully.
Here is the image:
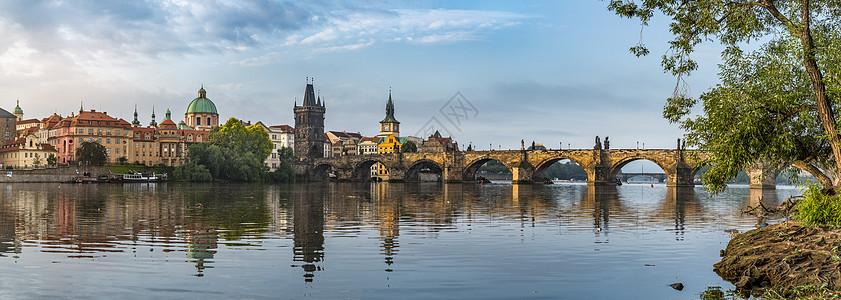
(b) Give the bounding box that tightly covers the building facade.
[294,80,326,161]
[256,122,295,171]
[0,108,16,145]
[0,133,57,169]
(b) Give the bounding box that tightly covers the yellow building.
[0,133,58,169]
[376,135,402,179]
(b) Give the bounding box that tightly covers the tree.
[76,141,108,166]
[608,1,841,194]
[182,117,274,182]
[32,154,41,167]
[46,153,57,166]
[401,140,417,153]
[118,156,128,164]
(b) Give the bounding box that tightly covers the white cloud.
[0,40,42,77]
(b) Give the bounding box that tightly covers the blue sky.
[0,1,724,170]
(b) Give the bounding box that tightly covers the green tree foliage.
[179,117,287,182]
[608,1,841,194]
[401,140,417,153]
[76,141,108,166]
[32,154,41,167]
[173,161,213,182]
[543,161,588,181]
[46,153,57,166]
[796,185,841,226]
[267,146,295,182]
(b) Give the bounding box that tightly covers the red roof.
[159,119,177,129]
[269,125,294,132]
[17,119,39,125]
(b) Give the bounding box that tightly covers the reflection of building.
[374,184,400,272]
[185,227,218,276]
[293,186,325,282]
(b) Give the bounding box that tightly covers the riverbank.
[714,221,841,298]
[0,166,104,183]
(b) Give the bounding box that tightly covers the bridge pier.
[745,164,779,190]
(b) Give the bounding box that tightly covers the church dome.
[13,101,23,115]
[186,87,218,115]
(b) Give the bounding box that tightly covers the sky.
[0,1,726,171]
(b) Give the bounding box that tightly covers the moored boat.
[118,172,167,182]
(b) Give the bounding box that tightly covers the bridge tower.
[294,79,326,161]
[378,90,399,137]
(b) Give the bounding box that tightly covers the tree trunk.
[798,0,841,192]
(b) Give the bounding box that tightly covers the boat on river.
[118,172,167,182]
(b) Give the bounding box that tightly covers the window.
[196,117,201,125]
[107,129,111,135]
[116,130,121,135]
[97,129,102,135]
[107,148,111,154]
[88,129,93,134]
[272,153,276,158]
[106,138,111,144]
[77,129,83,134]
[207,117,211,125]
[272,135,276,139]
[97,138,102,144]
[116,148,120,154]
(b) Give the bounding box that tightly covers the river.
[0,182,799,299]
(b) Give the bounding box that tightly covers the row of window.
[75,128,123,136]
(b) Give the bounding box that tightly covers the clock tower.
[378,91,399,137]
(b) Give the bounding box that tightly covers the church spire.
[380,90,399,123]
[149,105,157,127]
[132,103,140,126]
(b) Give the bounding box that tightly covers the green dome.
[186,97,217,114]
[13,101,22,114]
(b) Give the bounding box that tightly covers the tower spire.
[149,105,157,127]
[132,103,140,126]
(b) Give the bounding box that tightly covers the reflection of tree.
[293,185,325,282]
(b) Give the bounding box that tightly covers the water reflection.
[0,182,804,299]
[293,184,325,282]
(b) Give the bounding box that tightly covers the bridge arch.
[462,156,513,181]
[405,159,443,182]
[352,158,392,181]
[532,157,589,182]
[608,157,672,183]
[312,162,339,181]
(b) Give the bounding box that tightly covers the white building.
[256,122,294,171]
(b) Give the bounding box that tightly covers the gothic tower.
[378,90,399,137]
[294,79,326,160]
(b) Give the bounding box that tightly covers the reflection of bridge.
[616,172,667,182]
[302,148,782,188]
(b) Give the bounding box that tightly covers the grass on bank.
[796,185,841,226]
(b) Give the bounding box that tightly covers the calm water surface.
[0,182,799,299]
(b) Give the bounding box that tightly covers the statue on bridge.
[521,139,525,151]
[604,136,610,149]
[594,136,602,150]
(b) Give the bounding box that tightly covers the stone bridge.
[301,149,781,188]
